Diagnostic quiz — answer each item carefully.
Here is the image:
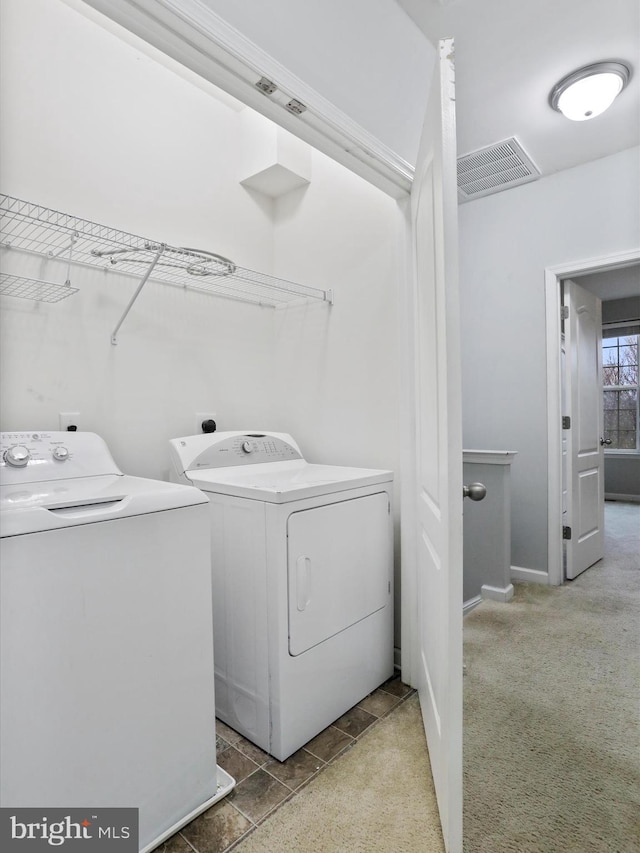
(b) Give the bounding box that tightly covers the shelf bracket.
[111,243,165,345]
[47,233,78,260]
[48,232,78,287]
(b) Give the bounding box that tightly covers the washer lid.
[184,460,393,503]
[0,473,207,537]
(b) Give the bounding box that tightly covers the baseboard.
[481,583,514,603]
[605,493,640,503]
[463,595,483,616]
[510,565,549,584]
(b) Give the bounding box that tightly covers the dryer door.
[287,492,391,656]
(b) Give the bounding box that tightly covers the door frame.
[545,248,640,586]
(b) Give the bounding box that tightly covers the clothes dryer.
[169,431,394,760]
[0,431,234,852]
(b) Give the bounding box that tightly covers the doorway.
[545,250,640,585]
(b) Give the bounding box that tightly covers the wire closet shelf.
[0,195,333,339]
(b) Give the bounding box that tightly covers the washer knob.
[241,441,253,454]
[4,445,31,467]
[53,446,70,461]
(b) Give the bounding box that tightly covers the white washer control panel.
[1,432,69,467]
[0,432,121,484]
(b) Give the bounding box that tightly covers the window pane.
[602,334,639,451]
[619,408,637,430]
[620,335,638,347]
[620,345,638,366]
[618,431,637,450]
[603,366,619,386]
[619,364,638,385]
[604,390,618,409]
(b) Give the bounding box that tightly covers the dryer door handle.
[296,556,311,611]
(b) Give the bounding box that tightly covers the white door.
[563,279,604,579]
[401,39,463,853]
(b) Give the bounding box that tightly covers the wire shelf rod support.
[111,243,166,345]
[47,232,78,259]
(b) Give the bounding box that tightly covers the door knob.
[600,437,612,446]
[463,482,486,501]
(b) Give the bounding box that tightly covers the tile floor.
[159,675,415,853]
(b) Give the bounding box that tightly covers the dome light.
[550,61,631,121]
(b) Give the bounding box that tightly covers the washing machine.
[0,431,234,853]
[169,431,394,761]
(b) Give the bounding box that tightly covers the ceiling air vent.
[457,137,541,202]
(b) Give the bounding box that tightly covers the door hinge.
[284,98,307,116]
[562,416,571,429]
[561,306,569,320]
[255,76,277,95]
[563,526,572,540]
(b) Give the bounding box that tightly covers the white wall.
[0,0,275,480]
[458,147,640,575]
[271,156,400,472]
[0,0,400,492]
[0,0,271,268]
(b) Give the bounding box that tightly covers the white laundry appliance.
[168,431,394,761]
[0,431,234,853]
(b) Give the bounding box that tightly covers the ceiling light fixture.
[549,61,631,121]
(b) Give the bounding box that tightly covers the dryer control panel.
[169,431,303,474]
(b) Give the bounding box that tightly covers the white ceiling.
[576,264,640,301]
[397,0,640,178]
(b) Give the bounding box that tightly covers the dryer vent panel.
[457,137,541,202]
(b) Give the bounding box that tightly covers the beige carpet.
[234,694,445,853]
[463,501,640,853]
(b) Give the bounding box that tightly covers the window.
[602,329,639,451]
